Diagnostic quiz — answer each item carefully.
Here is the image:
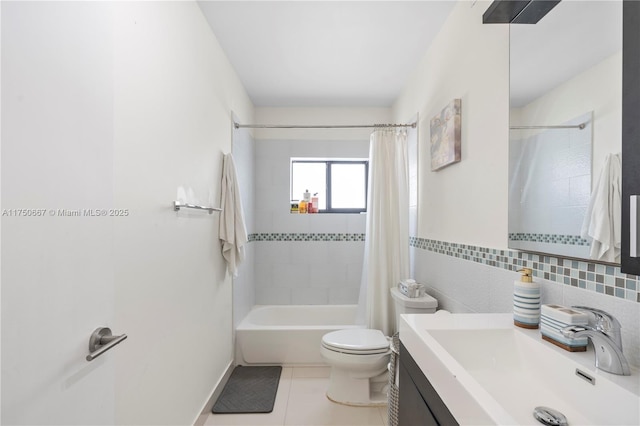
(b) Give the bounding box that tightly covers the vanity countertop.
[399,313,640,425]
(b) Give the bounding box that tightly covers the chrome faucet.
[561,306,631,376]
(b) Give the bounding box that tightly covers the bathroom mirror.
[508,0,622,263]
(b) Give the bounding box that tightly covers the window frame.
[291,159,369,214]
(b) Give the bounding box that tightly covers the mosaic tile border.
[409,236,640,304]
[249,232,365,242]
[508,233,590,246]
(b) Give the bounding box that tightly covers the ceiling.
[197,1,456,107]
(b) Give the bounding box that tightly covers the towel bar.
[173,201,222,214]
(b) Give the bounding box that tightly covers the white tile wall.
[232,124,256,330]
[255,138,368,233]
[254,241,364,305]
[251,137,369,305]
[509,112,591,238]
[412,246,640,368]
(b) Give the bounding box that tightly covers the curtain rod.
[510,123,587,130]
[234,122,417,129]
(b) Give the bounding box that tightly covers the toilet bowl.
[320,287,438,406]
[320,329,391,406]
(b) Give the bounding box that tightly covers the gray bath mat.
[212,366,282,414]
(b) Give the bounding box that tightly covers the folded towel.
[219,153,248,277]
[581,153,621,263]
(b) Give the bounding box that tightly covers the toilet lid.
[322,329,389,354]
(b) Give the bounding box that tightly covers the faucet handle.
[572,306,623,348]
[572,306,621,329]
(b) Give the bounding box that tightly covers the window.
[291,159,368,213]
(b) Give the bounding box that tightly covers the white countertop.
[399,313,640,425]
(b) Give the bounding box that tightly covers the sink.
[400,313,640,425]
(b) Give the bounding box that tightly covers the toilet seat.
[321,329,389,355]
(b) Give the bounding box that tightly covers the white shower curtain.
[357,129,410,336]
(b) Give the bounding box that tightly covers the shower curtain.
[357,129,410,336]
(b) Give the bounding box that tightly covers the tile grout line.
[409,236,640,304]
[281,368,294,426]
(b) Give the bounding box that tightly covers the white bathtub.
[235,304,362,366]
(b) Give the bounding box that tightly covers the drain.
[533,406,568,426]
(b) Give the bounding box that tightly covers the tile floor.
[205,367,389,426]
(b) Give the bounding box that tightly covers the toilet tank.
[390,287,438,329]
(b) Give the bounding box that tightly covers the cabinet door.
[622,1,640,276]
[398,361,439,426]
[399,343,459,426]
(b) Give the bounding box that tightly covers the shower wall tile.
[292,287,329,305]
[232,124,255,330]
[256,185,285,213]
[255,241,291,265]
[255,138,368,235]
[254,262,274,289]
[272,213,311,233]
[255,139,291,161]
[309,264,348,288]
[311,214,349,233]
[329,287,361,305]
[254,211,274,233]
[273,264,310,287]
[290,242,330,265]
[327,242,365,265]
[233,236,255,329]
[347,262,364,284]
[252,137,370,306]
[256,286,292,305]
[252,239,364,305]
[347,213,367,233]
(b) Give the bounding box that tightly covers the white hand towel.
[581,153,621,263]
[219,153,248,277]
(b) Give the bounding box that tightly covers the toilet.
[320,287,438,406]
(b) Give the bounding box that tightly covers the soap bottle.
[311,193,319,213]
[300,190,311,214]
[513,268,541,329]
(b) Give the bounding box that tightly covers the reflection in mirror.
[508,1,622,263]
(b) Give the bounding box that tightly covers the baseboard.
[192,361,235,426]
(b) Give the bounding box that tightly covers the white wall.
[251,107,389,305]
[113,3,253,424]
[394,0,639,368]
[2,2,254,425]
[2,3,116,424]
[393,0,510,248]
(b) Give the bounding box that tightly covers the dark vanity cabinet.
[398,342,458,426]
[622,1,640,276]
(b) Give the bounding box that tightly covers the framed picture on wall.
[430,99,461,171]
